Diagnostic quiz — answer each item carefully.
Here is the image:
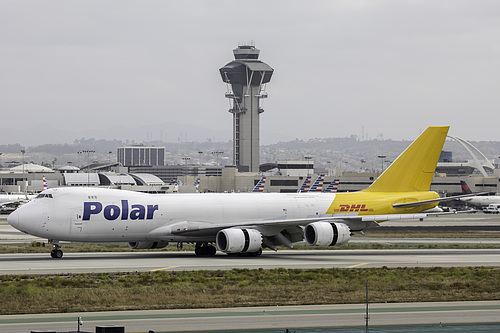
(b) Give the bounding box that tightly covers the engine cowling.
[216,228,262,254]
[128,241,169,250]
[304,222,351,247]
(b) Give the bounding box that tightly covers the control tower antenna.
[219,44,274,172]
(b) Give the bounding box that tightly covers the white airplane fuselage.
[0,194,32,205]
[461,196,500,207]
[8,187,335,243]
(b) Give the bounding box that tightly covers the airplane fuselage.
[461,196,500,207]
[8,187,439,243]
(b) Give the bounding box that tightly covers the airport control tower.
[220,44,273,172]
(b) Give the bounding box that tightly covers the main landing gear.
[194,242,217,256]
[50,241,63,259]
[226,248,262,257]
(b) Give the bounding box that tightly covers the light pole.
[378,155,386,173]
[182,157,190,185]
[198,151,203,165]
[78,150,95,186]
[212,151,224,192]
[304,156,312,176]
[21,149,25,194]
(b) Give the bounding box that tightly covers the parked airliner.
[0,194,35,213]
[459,180,499,207]
[8,126,476,258]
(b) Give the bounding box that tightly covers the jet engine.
[304,222,351,247]
[216,228,262,254]
[128,241,169,250]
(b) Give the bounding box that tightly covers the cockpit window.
[36,193,53,199]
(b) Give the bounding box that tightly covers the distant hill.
[0,122,293,147]
[2,135,498,172]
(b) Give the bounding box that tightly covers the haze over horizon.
[2,1,500,146]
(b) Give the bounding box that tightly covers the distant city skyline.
[2,1,500,146]
[2,134,499,174]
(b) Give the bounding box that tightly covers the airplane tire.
[50,249,63,259]
[227,248,262,257]
[247,248,262,257]
[207,245,217,256]
[195,244,217,256]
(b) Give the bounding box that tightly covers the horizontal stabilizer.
[393,192,488,209]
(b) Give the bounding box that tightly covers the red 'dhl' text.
[333,204,373,213]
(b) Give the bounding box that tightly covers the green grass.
[1,267,499,315]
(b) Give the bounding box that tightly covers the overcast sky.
[2,0,500,146]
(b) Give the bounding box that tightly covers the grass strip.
[1,266,499,315]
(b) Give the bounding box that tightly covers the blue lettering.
[83,202,102,221]
[82,201,158,221]
[104,205,120,220]
[130,204,145,220]
[147,205,159,219]
[121,200,129,220]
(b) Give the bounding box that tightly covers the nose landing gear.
[49,241,63,259]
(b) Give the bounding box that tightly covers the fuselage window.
[36,193,53,199]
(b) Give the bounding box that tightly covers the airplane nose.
[7,210,19,228]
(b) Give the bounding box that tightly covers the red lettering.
[339,205,350,212]
[338,204,369,213]
[349,204,362,212]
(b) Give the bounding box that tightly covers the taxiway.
[0,248,499,275]
[1,301,499,332]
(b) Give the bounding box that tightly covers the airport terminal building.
[1,156,498,207]
[117,145,165,167]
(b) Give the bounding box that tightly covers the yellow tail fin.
[364,126,449,193]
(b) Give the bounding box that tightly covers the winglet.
[364,126,449,193]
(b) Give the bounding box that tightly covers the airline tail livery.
[324,179,339,193]
[9,126,461,258]
[298,176,312,193]
[309,174,325,192]
[251,177,266,192]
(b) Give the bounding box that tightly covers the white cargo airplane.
[8,126,478,258]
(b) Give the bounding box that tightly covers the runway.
[1,213,500,275]
[1,301,499,332]
[0,248,499,275]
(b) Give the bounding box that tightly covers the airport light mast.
[219,43,274,172]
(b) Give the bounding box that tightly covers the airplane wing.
[148,213,429,240]
[392,192,488,209]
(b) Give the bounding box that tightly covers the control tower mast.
[219,44,274,172]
